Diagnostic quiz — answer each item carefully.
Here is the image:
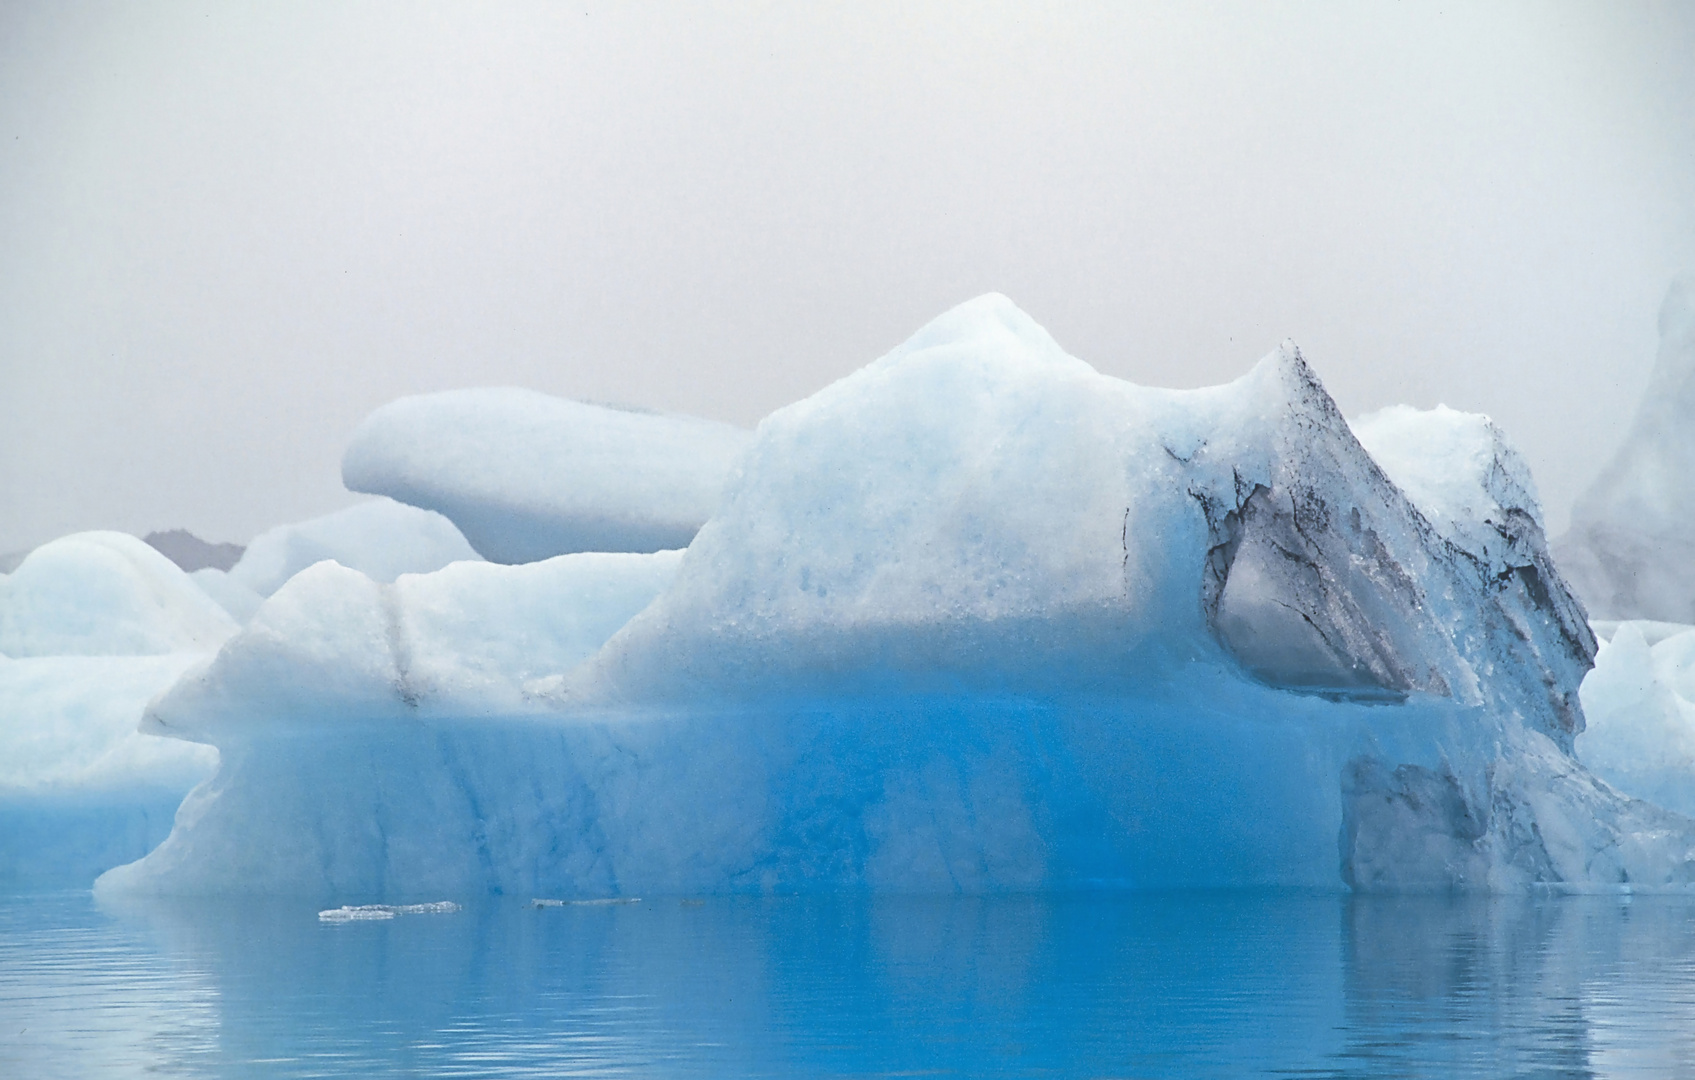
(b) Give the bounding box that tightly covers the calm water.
[4,889,1695,1078]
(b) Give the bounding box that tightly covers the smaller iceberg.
[1578,620,1695,818]
[226,496,482,598]
[0,533,224,887]
[1555,279,1695,622]
[342,388,753,563]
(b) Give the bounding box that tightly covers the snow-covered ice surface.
[342,388,752,563]
[1556,279,1695,623]
[96,296,1695,898]
[1578,620,1695,818]
[227,496,482,598]
[0,533,225,886]
[1,532,238,657]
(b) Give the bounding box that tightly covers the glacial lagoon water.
[4,889,1695,1078]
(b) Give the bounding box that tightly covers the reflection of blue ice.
[6,891,1695,1077]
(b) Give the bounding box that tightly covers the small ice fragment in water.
[530,897,640,908]
[318,901,461,922]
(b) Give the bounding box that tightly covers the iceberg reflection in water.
[4,890,1695,1078]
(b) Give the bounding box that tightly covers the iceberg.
[0,532,238,657]
[0,532,226,886]
[97,296,1695,899]
[227,496,482,598]
[341,388,753,562]
[1577,620,1695,818]
[1555,279,1695,622]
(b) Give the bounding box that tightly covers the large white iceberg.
[98,296,1695,899]
[227,496,482,598]
[1555,279,1695,622]
[341,388,753,563]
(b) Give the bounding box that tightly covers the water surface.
[4,889,1694,1077]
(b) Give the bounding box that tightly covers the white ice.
[97,295,1692,899]
[1556,279,1695,622]
[341,387,752,563]
[0,532,238,657]
[0,533,225,886]
[227,496,482,598]
[1578,620,1695,818]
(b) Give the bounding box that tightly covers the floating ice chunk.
[100,295,1693,898]
[144,550,684,744]
[318,901,461,922]
[0,652,219,888]
[530,897,641,907]
[1556,278,1695,622]
[1577,620,1695,817]
[0,654,217,793]
[341,388,753,563]
[0,532,238,657]
[227,497,481,598]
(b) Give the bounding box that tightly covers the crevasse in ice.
[96,295,1695,898]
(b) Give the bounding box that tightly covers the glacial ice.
[341,388,753,563]
[1556,279,1695,622]
[0,534,225,885]
[227,496,482,598]
[0,532,238,657]
[1577,620,1695,818]
[95,295,1695,899]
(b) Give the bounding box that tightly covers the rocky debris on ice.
[1555,279,1695,623]
[342,388,752,563]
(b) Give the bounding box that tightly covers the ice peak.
[891,293,1075,369]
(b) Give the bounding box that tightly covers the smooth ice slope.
[1578,620,1695,817]
[228,497,481,597]
[342,388,753,563]
[0,532,238,657]
[1556,279,1695,622]
[0,534,227,884]
[102,296,1695,899]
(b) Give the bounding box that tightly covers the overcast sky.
[2,1,1693,554]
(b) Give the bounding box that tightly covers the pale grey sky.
[2,1,1693,554]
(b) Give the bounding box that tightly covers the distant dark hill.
[143,530,245,573]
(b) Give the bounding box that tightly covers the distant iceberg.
[1578,620,1695,818]
[0,533,224,887]
[1555,279,1695,622]
[94,296,1695,898]
[342,388,753,563]
[226,496,482,598]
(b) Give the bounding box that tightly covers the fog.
[2,0,1692,554]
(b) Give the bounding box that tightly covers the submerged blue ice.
[9,294,1682,899]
